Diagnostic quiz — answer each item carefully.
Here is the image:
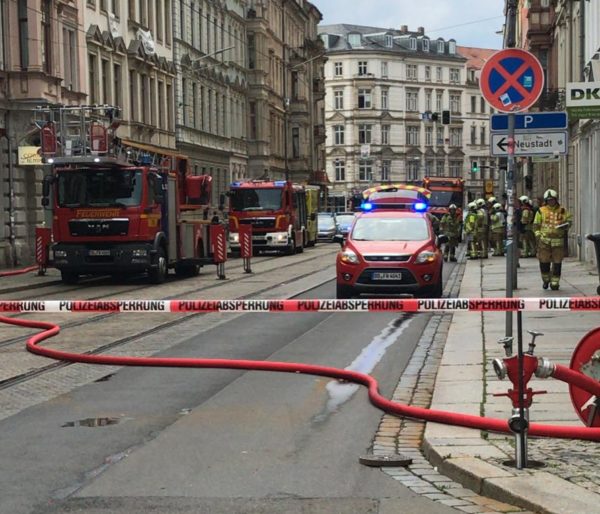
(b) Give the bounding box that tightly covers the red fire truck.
[421,177,465,219]
[37,105,215,284]
[227,179,318,255]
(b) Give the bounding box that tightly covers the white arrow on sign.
[491,131,568,156]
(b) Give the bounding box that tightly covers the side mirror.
[42,175,53,207]
[333,234,345,247]
[219,193,226,211]
[41,197,49,207]
[437,234,449,246]
[150,173,164,204]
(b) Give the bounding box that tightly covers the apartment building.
[318,24,499,210]
[174,0,248,204]
[245,0,326,183]
[0,0,87,267]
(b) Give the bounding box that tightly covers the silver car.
[317,214,338,242]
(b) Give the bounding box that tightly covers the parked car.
[317,213,338,242]
[335,212,356,236]
[335,210,446,299]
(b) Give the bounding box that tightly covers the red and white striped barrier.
[1,297,600,313]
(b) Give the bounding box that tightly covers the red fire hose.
[0,265,39,278]
[3,314,600,441]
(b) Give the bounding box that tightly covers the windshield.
[230,188,283,211]
[429,191,463,208]
[336,214,355,227]
[57,168,143,208]
[352,216,429,241]
[318,216,336,229]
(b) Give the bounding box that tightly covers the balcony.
[314,124,326,144]
[536,89,565,111]
[313,78,325,99]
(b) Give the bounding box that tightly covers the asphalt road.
[1,273,457,514]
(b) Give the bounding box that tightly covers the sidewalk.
[424,254,600,514]
[0,266,62,295]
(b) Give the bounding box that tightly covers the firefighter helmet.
[487,196,497,204]
[519,195,530,203]
[468,201,477,210]
[476,198,486,208]
[449,204,457,210]
[493,203,502,211]
[544,189,558,200]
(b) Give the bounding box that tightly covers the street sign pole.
[506,113,515,339]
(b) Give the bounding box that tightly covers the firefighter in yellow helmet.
[440,204,461,262]
[490,203,506,256]
[519,195,536,257]
[475,198,489,258]
[464,201,478,259]
[533,189,572,290]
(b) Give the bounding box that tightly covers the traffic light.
[471,161,479,173]
[431,112,439,122]
[442,110,450,125]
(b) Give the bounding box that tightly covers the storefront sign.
[566,81,600,119]
[18,146,43,166]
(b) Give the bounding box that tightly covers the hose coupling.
[535,357,555,379]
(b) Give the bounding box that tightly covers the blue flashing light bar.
[413,202,428,212]
[361,202,374,211]
[274,180,287,187]
[231,181,243,187]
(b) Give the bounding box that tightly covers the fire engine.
[421,177,465,219]
[37,105,215,285]
[227,179,318,255]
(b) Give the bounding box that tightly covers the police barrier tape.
[1,297,600,313]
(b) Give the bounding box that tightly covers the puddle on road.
[313,314,413,422]
[62,417,121,428]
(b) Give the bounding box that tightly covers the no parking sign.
[480,49,544,113]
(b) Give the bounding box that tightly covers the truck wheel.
[149,247,167,284]
[60,271,79,285]
[336,283,353,299]
[285,238,296,255]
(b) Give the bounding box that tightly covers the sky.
[318,0,505,50]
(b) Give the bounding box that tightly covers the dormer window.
[449,40,456,54]
[385,34,393,48]
[320,34,329,49]
[409,37,417,50]
[348,33,361,47]
[423,38,429,52]
[437,39,445,53]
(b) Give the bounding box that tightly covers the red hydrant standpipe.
[4,314,600,442]
[0,265,39,277]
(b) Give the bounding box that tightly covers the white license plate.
[88,249,111,256]
[372,271,403,281]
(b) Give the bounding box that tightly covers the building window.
[18,0,28,68]
[450,127,462,146]
[249,101,257,139]
[406,64,417,80]
[182,78,188,125]
[62,28,78,90]
[192,82,198,128]
[426,160,434,176]
[349,33,361,47]
[334,90,344,110]
[450,93,461,113]
[358,88,372,109]
[89,54,98,104]
[480,127,486,145]
[41,0,52,74]
[481,97,486,113]
[381,160,391,181]
[449,160,462,178]
[450,68,460,84]
[436,160,444,176]
[424,65,431,81]
[437,40,445,53]
[425,126,433,146]
[436,66,442,82]
[423,38,429,52]
[359,160,373,181]
[406,90,418,111]
[167,82,174,130]
[140,74,150,123]
[381,125,390,145]
[101,59,110,104]
[449,41,456,54]
[471,95,476,113]
[406,126,419,146]
[358,61,368,76]
[248,33,256,69]
[334,125,344,145]
[129,69,137,121]
[407,160,419,181]
[425,90,432,111]
[381,61,388,78]
[113,63,121,108]
[358,124,372,144]
[292,127,300,158]
[381,89,389,110]
[471,125,476,145]
[165,0,172,45]
[158,79,164,129]
[334,61,343,76]
[334,160,345,181]
[385,34,393,48]
[409,37,417,50]
[436,91,443,112]
[437,127,444,145]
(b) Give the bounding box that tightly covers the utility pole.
[281,0,289,182]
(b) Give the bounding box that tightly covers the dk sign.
[566,81,600,120]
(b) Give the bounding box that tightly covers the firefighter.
[426,211,440,236]
[464,201,479,259]
[440,204,461,262]
[533,189,572,290]
[475,198,489,258]
[490,203,505,256]
[519,195,536,257]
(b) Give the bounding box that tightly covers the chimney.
[400,25,408,33]
[418,27,425,35]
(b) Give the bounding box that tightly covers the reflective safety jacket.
[464,211,478,234]
[476,208,488,233]
[533,204,572,247]
[521,206,534,229]
[490,211,505,233]
[440,212,461,238]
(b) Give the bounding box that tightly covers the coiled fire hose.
[2,313,600,441]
